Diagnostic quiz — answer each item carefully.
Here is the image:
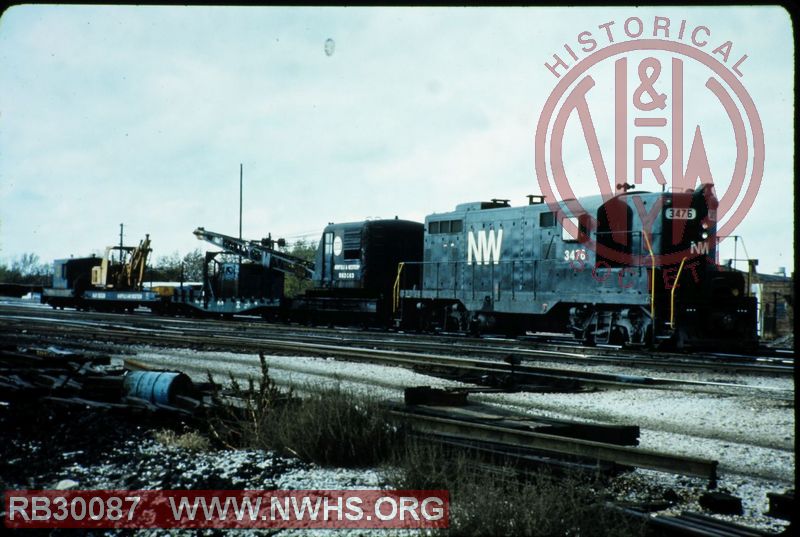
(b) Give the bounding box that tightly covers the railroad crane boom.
[193,227,315,279]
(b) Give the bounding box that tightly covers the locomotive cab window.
[561,215,589,243]
[342,229,362,259]
[428,221,440,234]
[540,212,555,227]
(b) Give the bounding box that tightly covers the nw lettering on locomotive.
[690,241,710,255]
[466,229,503,265]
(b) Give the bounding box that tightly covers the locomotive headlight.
[732,288,740,296]
[701,231,709,239]
[701,221,709,229]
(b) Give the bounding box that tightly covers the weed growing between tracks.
[206,352,287,450]
[205,353,646,536]
[206,352,398,466]
[152,429,211,452]
[389,441,646,536]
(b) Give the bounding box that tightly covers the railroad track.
[390,409,718,485]
[1,302,793,375]
[615,507,780,537]
[123,352,719,487]
[1,310,793,400]
[125,350,793,535]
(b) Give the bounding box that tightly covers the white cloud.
[0,5,793,274]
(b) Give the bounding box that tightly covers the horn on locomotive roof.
[616,183,636,192]
[526,194,546,205]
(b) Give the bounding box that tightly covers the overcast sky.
[0,5,793,274]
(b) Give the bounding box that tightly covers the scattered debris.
[766,490,795,521]
[699,490,744,515]
[0,344,208,417]
[404,386,469,406]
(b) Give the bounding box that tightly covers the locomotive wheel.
[582,328,596,347]
[608,326,628,346]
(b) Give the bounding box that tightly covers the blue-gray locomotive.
[395,184,757,349]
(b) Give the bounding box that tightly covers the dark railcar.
[42,257,102,308]
[165,254,285,318]
[291,218,424,324]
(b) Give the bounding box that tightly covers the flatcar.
[42,236,159,312]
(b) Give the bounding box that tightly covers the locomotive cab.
[589,183,758,349]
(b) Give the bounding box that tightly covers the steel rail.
[1,314,793,398]
[390,410,718,485]
[0,304,793,371]
[125,353,718,487]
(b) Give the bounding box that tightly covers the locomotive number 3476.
[564,249,587,262]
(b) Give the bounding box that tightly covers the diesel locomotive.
[41,183,757,349]
[395,184,757,349]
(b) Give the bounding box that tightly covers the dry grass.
[206,352,287,450]
[388,440,646,536]
[205,355,646,536]
[266,384,398,466]
[152,429,211,452]
[206,353,396,466]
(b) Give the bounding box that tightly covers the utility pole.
[239,163,243,243]
[119,223,124,263]
[236,164,243,297]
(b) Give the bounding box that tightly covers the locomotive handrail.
[392,262,405,313]
[642,231,656,339]
[670,257,688,328]
[395,258,653,314]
